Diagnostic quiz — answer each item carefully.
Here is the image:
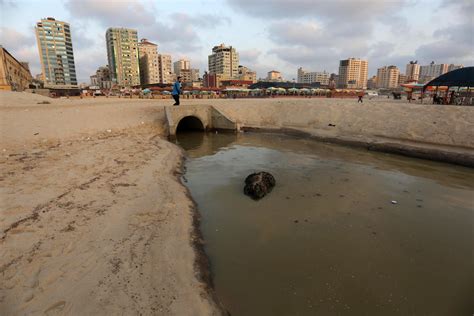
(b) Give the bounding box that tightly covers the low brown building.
[0,46,33,91]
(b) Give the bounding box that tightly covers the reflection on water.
[181,132,474,315]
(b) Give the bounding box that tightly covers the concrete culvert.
[176,116,205,133]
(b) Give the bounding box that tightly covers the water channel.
[176,131,473,315]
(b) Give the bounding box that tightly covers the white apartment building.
[376,65,400,89]
[158,54,172,84]
[337,58,368,89]
[138,39,160,85]
[297,67,330,85]
[208,44,239,78]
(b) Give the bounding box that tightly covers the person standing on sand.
[172,76,182,106]
[357,91,364,103]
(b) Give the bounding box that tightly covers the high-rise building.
[138,39,159,85]
[190,68,200,81]
[173,59,190,75]
[158,54,172,84]
[297,67,330,85]
[208,44,239,79]
[398,73,407,85]
[376,65,399,89]
[337,58,368,89]
[35,17,77,87]
[448,64,463,72]
[106,28,140,86]
[419,62,448,83]
[405,61,420,82]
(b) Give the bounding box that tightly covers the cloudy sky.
[1,0,472,83]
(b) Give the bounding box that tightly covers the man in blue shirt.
[172,76,182,106]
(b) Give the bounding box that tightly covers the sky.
[1,0,472,83]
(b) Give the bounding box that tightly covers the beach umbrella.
[142,88,151,94]
[300,88,311,94]
[162,90,171,95]
[288,87,299,92]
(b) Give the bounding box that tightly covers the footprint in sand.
[44,300,66,314]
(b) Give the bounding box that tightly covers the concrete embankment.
[213,98,474,167]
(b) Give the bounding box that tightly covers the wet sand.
[0,91,473,314]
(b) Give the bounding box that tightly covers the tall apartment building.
[138,39,159,85]
[420,62,449,79]
[158,54,172,84]
[106,28,140,86]
[267,70,283,82]
[448,64,463,72]
[35,17,77,86]
[173,59,190,75]
[376,65,400,89]
[297,67,330,85]
[405,61,420,82]
[190,68,200,81]
[0,46,33,91]
[337,58,368,89]
[208,44,239,79]
[398,73,407,85]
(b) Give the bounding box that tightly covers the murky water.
[177,132,474,316]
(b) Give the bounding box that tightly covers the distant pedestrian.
[357,92,364,103]
[172,76,182,106]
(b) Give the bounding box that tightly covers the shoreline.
[240,127,474,167]
[175,149,229,315]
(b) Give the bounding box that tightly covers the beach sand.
[1,91,472,314]
[0,92,221,315]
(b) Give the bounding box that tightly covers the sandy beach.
[1,91,473,314]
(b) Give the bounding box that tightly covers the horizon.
[1,0,473,83]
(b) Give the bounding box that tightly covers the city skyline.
[1,0,472,83]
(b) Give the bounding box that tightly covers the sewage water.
[177,132,474,316]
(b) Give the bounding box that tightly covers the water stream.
[177,131,473,315]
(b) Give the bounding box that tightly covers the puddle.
[178,131,474,315]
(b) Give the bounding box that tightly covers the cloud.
[227,0,405,19]
[413,0,474,66]
[239,48,262,65]
[63,0,230,61]
[0,27,41,75]
[63,0,156,27]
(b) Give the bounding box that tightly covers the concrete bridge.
[165,104,237,137]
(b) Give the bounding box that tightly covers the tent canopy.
[423,67,474,90]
